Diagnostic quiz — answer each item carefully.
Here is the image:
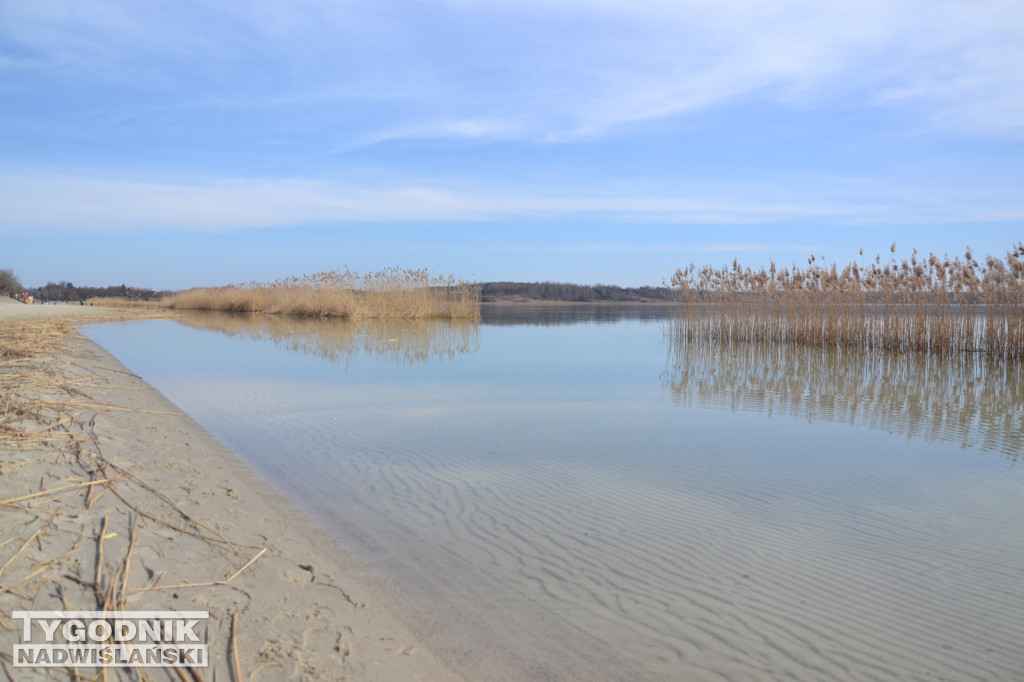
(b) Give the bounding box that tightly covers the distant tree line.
[7,274,673,305]
[478,281,672,302]
[1,268,23,296]
[26,281,171,302]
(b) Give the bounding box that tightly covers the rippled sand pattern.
[86,315,1024,681]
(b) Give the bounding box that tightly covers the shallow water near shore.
[85,306,1024,681]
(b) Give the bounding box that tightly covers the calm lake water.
[84,306,1024,681]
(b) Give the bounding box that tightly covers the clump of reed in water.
[669,243,1024,358]
[163,267,480,320]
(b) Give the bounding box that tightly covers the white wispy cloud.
[3,0,1021,142]
[1,172,1019,231]
[336,118,527,152]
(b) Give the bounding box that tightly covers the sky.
[1,0,1022,289]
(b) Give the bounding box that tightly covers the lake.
[84,305,1024,681]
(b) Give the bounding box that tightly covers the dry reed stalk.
[0,565,49,599]
[94,515,108,608]
[104,487,247,547]
[173,665,209,682]
[98,458,251,548]
[133,548,267,592]
[230,613,243,682]
[0,478,120,507]
[35,545,84,566]
[0,514,59,578]
[117,514,138,610]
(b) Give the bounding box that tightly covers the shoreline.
[0,301,458,680]
[480,299,674,305]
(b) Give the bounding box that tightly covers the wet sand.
[0,299,458,680]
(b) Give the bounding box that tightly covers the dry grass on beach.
[0,309,453,680]
[669,243,1024,357]
[0,316,250,679]
[163,268,480,320]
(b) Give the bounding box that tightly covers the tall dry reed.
[669,243,1024,358]
[163,267,480,320]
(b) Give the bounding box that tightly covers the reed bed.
[163,267,481,320]
[669,243,1024,358]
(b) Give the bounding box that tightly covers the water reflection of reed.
[663,326,1024,461]
[176,310,479,366]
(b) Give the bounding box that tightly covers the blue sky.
[1,0,1022,289]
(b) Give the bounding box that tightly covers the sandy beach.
[0,298,458,680]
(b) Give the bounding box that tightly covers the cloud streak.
[2,172,1020,232]
[478,243,822,254]
[3,0,1022,143]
